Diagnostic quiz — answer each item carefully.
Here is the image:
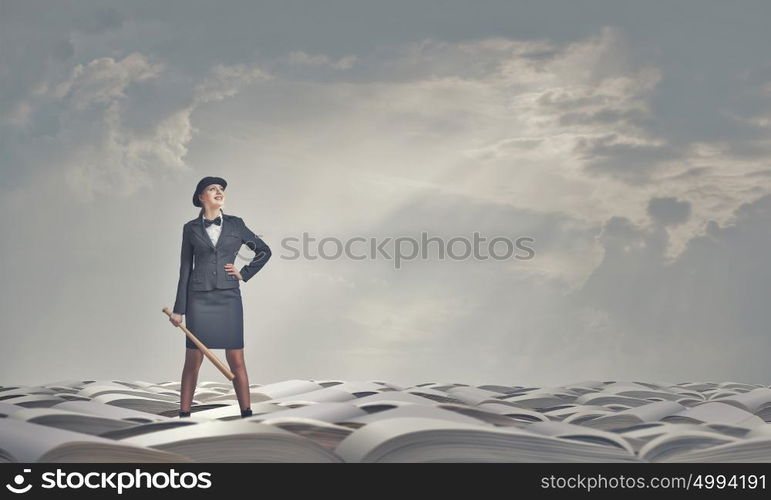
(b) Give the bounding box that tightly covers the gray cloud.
[647,197,691,227]
[576,194,771,382]
[72,6,124,35]
[2,1,771,387]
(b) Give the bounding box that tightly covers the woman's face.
[199,184,225,209]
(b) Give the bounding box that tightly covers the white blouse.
[202,211,223,246]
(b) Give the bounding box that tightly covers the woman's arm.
[173,224,194,314]
[238,218,272,282]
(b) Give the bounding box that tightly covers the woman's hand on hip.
[224,263,243,281]
[169,313,183,327]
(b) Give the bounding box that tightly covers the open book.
[334,417,641,462]
[0,418,189,463]
[119,420,344,462]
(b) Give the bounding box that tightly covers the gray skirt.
[185,287,244,349]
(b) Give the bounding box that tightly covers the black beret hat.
[193,176,227,207]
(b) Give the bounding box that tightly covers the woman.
[169,176,272,419]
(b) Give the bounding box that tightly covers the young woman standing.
[169,176,272,418]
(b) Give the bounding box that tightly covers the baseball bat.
[162,307,235,380]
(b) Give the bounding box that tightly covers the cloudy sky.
[2,1,771,388]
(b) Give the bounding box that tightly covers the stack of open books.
[2,379,770,462]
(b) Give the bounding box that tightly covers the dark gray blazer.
[173,212,271,315]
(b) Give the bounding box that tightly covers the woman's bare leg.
[180,347,204,412]
[226,348,250,411]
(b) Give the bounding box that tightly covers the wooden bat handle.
[162,307,235,381]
